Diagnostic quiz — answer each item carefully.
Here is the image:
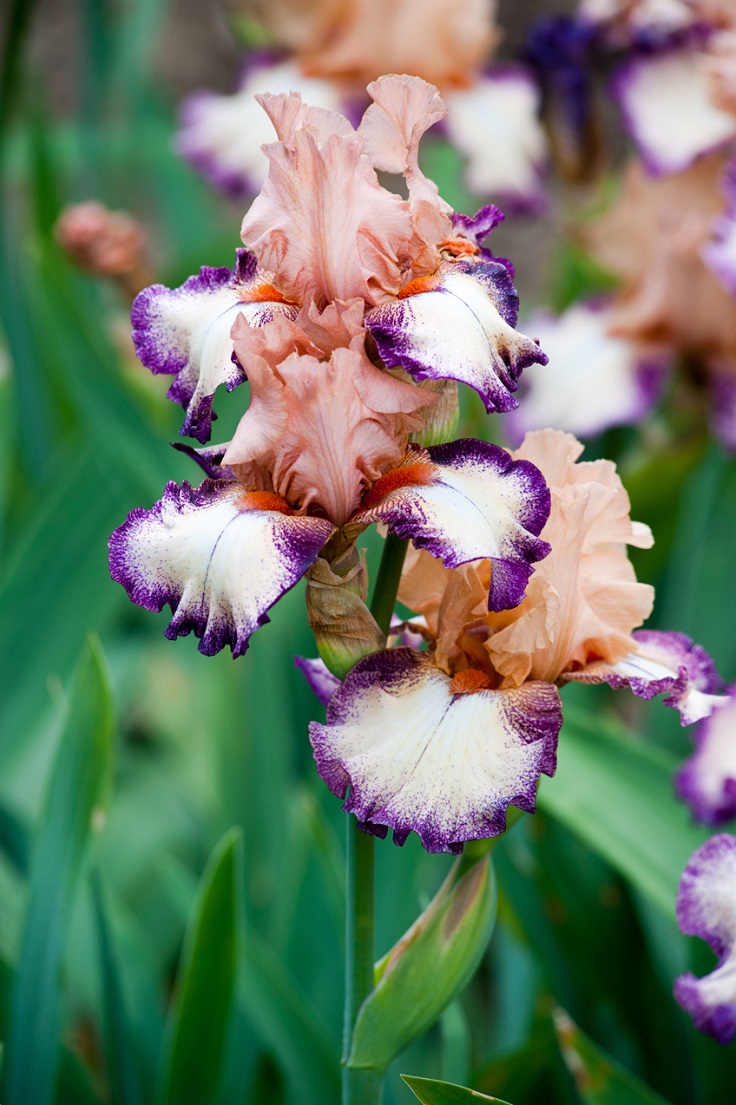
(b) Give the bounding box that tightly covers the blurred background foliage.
[1,0,736,1103]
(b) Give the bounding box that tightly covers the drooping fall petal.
[109,480,335,656]
[310,648,561,853]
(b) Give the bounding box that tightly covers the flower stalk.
[342,533,409,1105]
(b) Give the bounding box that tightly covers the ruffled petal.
[365,261,548,413]
[176,58,345,196]
[131,251,296,443]
[612,47,736,176]
[443,68,548,211]
[240,96,412,308]
[561,629,726,724]
[677,687,736,824]
[675,835,736,1045]
[309,648,561,853]
[507,301,666,441]
[354,440,551,612]
[109,480,335,656]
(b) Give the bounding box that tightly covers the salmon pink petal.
[109,480,334,657]
[561,629,726,724]
[131,250,296,443]
[176,58,344,196]
[365,261,547,412]
[359,75,452,273]
[677,687,736,825]
[240,95,412,307]
[675,835,736,1045]
[612,46,736,176]
[225,344,432,525]
[309,648,561,853]
[353,440,551,612]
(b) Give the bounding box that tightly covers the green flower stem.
[342,534,409,1105]
[369,534,409,636]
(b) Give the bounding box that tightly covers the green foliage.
[2,637,114,1105]
[349,859,497,1073]
[402,1074,514,1104]
[554,1011,673,1105]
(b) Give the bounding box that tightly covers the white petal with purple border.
[131,254,296,442]
[310,648,561,854]
[353,440,551,612]
[612,48,736,175]
[561,629,726,724]
[109,480,334,657]
[365,263,547,413]
[675,834,736,1045]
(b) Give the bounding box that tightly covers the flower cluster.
[110,76,548,661]
[517,1,736,447]
[310,429,724,852]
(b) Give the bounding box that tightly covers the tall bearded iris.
[109,76,549,659]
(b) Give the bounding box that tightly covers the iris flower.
[675,834,736,1044]
[310,429,725,853]
[110,76,549,658]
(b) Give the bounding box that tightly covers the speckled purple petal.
[506,300,666,442]
[451,205,505,247]
[365,262,547,413]
[131,251,296,443]
[294,656,342,707]
[677,687,736,825]
[109,480,334,657]
[353,439,551,612]
[675,835,736,1045]
[309,648,561,854]
[561,629,725,724]
[611,46,736,176]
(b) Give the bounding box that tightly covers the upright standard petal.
[176,58,344,196]
[677,688,736,824]
[240,103,412,308]
[675,835,736,1045]
[310,648,561,854]
[443,69,548,212]
[365,262,548,413]
[485,430,654,685]
[109,480,334,656]
[561,629,726,724]
[131,251,296,442]
[354,440,551,612]
[612,47,736,175]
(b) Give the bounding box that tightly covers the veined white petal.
[365,263,547,413]
[677,689,736,825]
[310,649,561,853]
[354,440,550,612]
[132,254,297,443]
[109,480,334,656]
[562,628,726,724]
